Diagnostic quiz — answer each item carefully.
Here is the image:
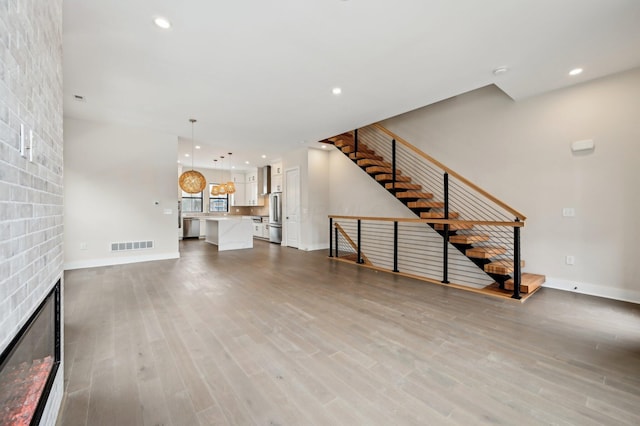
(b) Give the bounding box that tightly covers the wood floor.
[58,239,640,425]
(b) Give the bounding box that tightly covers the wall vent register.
[110,240,154,252]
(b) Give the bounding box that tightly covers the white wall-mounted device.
[571,139,595,153]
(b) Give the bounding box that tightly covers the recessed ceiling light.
[195,145,200,149]
[332,87,342,95]
[245,161,250,164]
[321,145,327,149]
[184,153,190,157]
[261,154,267,159]
[231,166,235,169]
[569,68,583,76]
[153,17,171,29]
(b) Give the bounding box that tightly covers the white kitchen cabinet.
[231,172,246,183]
[246,170,257,183]
[261,223,269,239]
[271,175,283,192]
[271,162,283,176]
[247,181,264,206]
[230,183,246,206]
[252,222,262,237]
[271,162,283,192]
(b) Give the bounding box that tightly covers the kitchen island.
[204,217,253,251]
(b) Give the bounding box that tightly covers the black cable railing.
[330,216,523,298]
[327,123,527,299]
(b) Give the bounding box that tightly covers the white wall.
[379,68,640,303]
[305,149,331,250]
[64,119,180,269]
[328,148,416,219]
[279,147,332,251]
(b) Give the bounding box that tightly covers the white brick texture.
[0,0,64,424]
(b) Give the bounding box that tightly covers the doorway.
[284,167,300,248]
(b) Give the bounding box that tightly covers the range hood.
[259,165,271,195]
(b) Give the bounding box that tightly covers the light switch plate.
[562,208,575,217]
[565,255,575,265]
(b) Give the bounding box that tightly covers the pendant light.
[178,119,206,194]
[217,156,227,195]
[225,152,236,194]
[211,159,220,196]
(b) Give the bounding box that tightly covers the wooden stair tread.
[327,133,353,143]
[396,191,433,199]
[466,246,508,259]
[504,273,545,294]
[434,223,474,231]
[385,183,422,190]
[366,166,402,175]
[336,140,368,149]
[484,259,525,275]
[349,152,383,160]
[407,201,445,209]
[342,145,375,154]
[357,159,391,167]
[420,211,460,219]
[449,234,490,244]
[376,174,411,182]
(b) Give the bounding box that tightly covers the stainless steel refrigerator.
[268,192,282,243]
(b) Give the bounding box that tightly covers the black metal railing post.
[512,219,522,300]
[393,221,399,272]
[442,172,450,284]
[329,218,333,257]
[335,226,339,258]
[392,139,396,190]
[357,219,364,264]
[354,128,359,157]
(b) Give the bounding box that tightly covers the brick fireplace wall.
[0,0,64,424]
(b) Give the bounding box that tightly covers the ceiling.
[63,0,640,171]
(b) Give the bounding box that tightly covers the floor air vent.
[110,240,154,252]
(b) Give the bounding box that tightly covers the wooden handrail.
[334,223,372,264]
[371,123,527,221]
[329,215,524,227]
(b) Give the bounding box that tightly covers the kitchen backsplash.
[184,198,269,217]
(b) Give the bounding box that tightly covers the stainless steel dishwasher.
[183,218,200,238]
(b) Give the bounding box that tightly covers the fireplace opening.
[0,280,61,426]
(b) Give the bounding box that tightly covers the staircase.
[323,126,545,300]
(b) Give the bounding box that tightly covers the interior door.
[284,167,300,248]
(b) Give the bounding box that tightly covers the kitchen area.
[179,161,284,250]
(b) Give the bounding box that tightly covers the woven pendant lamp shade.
[178,118,206,194]
[179,170,206,193]
[225,182,236,194]
[211,184,220,196]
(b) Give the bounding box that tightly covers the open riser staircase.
[323,124,545,300]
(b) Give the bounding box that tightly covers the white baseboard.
[544,277,640,305]
[299,243,330,252]
[64,252,180,271]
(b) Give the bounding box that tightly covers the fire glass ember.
[0,281,60,426]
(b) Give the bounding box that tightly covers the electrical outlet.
[565,255,575,265]
[562,208,575,217]
[80,242,88,250]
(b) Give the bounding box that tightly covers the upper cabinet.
[271,161,283,192]
[230,168,264,206]
[231,173,246,183]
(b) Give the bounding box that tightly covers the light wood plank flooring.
[58,239,640,425]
